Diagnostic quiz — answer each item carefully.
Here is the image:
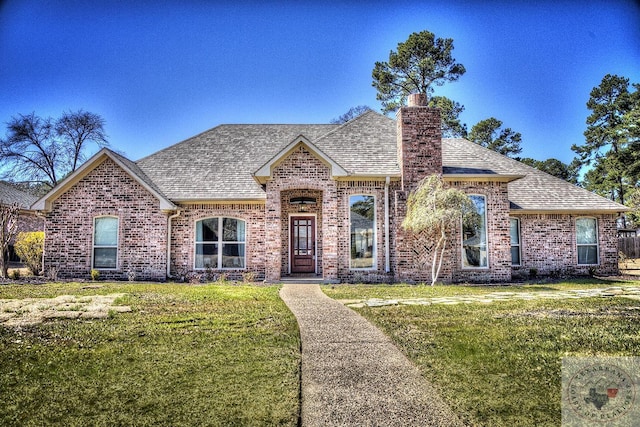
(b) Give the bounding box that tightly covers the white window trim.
[194,217,247,270]
[510,217,522,267]
[92,215,119,270]
[349,194,377,270]
[462,194,489,270]
[576,217,599,265]
[288,213,318,274]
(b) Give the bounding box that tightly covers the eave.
[31,148,176,212]
[253,136,349,185]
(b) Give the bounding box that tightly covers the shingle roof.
[312,111,399,176]
[0,181,38,209]
[136,123,339,200]
[108,149,173,205]
[443,138,626,212]
[134,111,626,213]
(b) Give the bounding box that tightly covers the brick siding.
[14,212,44,242]
[512,213,619,278]
[43,158,168,281]
[264,144,338,281]
[40,109,620,283]
[169,202,265,281]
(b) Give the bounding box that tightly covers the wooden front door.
[291,216,315,273]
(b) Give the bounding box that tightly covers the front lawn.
[323,279,640,426]
[0,282,300,427]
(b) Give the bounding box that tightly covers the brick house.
[32,94,626,283]
[0,181,44,262]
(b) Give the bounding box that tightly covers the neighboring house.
[32,94,627,283]
[0,181,43,262]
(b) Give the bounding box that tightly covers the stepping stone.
[346,303,366,308]
[366,300,397,307]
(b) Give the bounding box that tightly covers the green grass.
[0,282,300,427]
[323,279,640,426]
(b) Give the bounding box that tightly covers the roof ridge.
[314,110,392,143]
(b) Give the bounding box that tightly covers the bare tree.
[330,105,373,124]
[0,110,108,188]
[0,202,19,278]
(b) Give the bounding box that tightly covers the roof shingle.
[0,181,38,209]
[134,112,626,213]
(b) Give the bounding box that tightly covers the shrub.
[14,231,44,276]
[10,269,21,280]
[242,271,257,283]
[90,269,100,281]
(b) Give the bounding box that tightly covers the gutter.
[166,210,182,278]
[385,176,390,273]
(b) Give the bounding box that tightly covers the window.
[350,195,375,269]
[93,216,118,269]
[576,217,598,265]
[510,218,521,266]
[196,218,245,269]
[462,195,488,268]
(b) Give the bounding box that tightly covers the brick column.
[321,185,339,281]
[265,183,281,282]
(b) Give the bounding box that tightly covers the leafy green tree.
[468,118,522,158]
[518,157,579,184]
[14,231,44,276]
[0,110,108,188]
[372,30,466,114]
[625,188,640,228]
[572,74,639,204]
[402,175,474,285]
[330,105,373,124]
[428,96,468,138]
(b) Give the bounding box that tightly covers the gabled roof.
[136,112,400,201]
[132,110,624,213]
[443,138,627,213]
[32,148,176,211]
[34,111,627,214]
[253,135,348,185]
[0,181,38,209]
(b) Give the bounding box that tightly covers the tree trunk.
[0,251,7,279]
[431,227,447,286]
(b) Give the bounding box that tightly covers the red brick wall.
[512,213,619,277]
[393,180,513,283]
[14,212,44,242]
[336,180,392,282]
[264,145,338,281]
[169,202,265,280]
[43,158,169,281]
[396,105,442,192]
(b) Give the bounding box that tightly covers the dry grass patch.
[0,282,300,426]
[324,279,640,426]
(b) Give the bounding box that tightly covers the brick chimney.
[396,93,442,191]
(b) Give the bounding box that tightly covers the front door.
[291,216,315,274]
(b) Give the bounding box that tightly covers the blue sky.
[1,1,639,166]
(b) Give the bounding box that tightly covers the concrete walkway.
[280,284,463,427]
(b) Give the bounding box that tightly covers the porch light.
[290,196,317,205]
[290,196,316,212]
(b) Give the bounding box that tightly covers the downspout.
[385,176,390,273]
[167,210,182,278]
